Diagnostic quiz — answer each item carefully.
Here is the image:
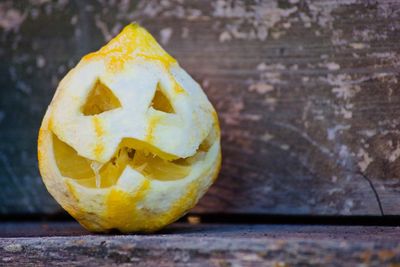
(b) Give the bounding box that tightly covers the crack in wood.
[358,171,384,216]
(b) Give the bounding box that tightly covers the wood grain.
[0,0,400,215]
[1,222,400,266]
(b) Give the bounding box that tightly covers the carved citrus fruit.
[38,24,221,233]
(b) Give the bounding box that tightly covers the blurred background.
[1,0,400,219]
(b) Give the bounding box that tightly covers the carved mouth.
[52,129,215,188]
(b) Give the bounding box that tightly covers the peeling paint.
[358,129,377,138]
[219,31,231,43]
[349,43,367,49]
[212,0,297,41]
[257,63,286,85]
[358,148,373,172]
[138,1,204,20]
[353,29,387,42]
[280,144,290,150]
[243,114,262,121]
[160,27,173,45]
[339,145,351,164]
[328,188,342,195]
[343,199,354,214]
[325,74,361,100]
[181,27,189,39]
[368,52,397,59]
[220,99,244,126]
[261,132,274,142]
[36,55,46,68]
[327,125,350,140]
[70,15,78,25]
[325,62,340,70]
[264,97,277,111]
[248,83,274,95]
[388,142,400,162]
[0,4,26,32]
[338,104,353,119]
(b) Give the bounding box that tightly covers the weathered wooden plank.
[1,222,400,266]
[1,0,400,216]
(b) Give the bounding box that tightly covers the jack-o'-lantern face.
[38,24,221,233]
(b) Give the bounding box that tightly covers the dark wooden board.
[1,222,400,266]
[1,0,400,216]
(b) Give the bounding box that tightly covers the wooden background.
[1,0,400,217]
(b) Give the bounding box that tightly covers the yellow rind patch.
[37,127,46,164]
[146,115,161,144]
[104,181,200,233]
[83,24,176,72]
[174,81,186,94]
[93,116,104,137]
[167,73,186,95]
[93,143,104,158]
[105,180,151,232]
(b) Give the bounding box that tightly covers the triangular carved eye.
[81,79,121,116]
[150,84,175,113]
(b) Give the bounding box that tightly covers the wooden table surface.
[0,221,399,266]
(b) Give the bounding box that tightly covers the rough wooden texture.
[0,222,400,266]
[1,0,400,216]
